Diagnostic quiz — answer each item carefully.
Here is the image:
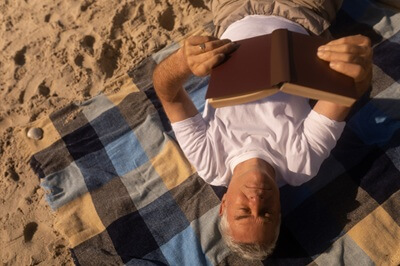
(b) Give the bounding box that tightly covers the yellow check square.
[54,192,106,248]
[151,140,195,190]
[348,206,400,265]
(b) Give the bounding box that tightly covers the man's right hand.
[182,36,239,77]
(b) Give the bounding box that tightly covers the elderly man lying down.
[152,0,372,260]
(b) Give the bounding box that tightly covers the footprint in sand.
[188,0,208,9]
[98,41,121,79]
[23,222,38,243]
[81,35,95,55]
[83,35,95,48]
[159,5,175,31]
[14,46,27,66]
[14,47,28,81]
[38,81,50,97]
[80,1,93,12]
[74,54,84,67]
[44,14,51,23]
[5,165,19,182]
[110,4,131,39]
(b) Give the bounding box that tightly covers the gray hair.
[219,209,281,260]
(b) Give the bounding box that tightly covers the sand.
[0,0,210,264]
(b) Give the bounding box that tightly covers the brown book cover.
[206,29,357,108]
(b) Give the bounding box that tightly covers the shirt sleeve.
[171,113,218,183]
[284,110,346,186]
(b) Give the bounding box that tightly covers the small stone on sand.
[27,127,43,140]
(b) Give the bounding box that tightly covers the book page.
[281,83,356,106]
[208,88,280,108]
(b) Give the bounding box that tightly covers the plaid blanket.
[23,0,400,265]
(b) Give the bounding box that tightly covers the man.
[152,0,372,260]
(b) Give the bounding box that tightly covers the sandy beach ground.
[0,0,210,264]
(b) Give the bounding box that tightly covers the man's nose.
[248,192,267,206]
[249,193,263,200]
[247,189,265,200]
[248,195,268,217]
[247,189,269,206]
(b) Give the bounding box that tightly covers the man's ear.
[219,194,226,216]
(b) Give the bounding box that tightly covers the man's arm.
[152,36,238,123]
[152,48,198,122]
[314,35,373,121]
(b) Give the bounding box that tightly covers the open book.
[206,29,358,108]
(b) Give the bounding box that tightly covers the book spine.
[270,29,291,86]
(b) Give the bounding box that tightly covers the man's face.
[219,166,281,244]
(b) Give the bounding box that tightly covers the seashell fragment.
[27,127,43,140]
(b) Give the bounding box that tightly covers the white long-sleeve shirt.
[171,15,346,187]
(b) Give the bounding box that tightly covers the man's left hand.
[317,35,373,96]
[182,36,239,77]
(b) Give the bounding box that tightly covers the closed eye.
[234,215,252,220]
[234,214,272,223]
[234,208,251,220]
[239,208,251,213]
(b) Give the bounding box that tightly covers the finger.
[187,39,233,56]
[186,35,219,46]
[329,61,367,82]
[192,54,226,76]
[186,41,237,68]
[318,43,369,55]
[317,50,366,65]
[323,34,371,47]
[203,41,238,57]
[207,39,233,50]
[183,36,218,57]
[204,53,227,69]
[203,54,225,75]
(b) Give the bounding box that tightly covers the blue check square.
[160,226,212,266]
[75,148,118,191]
[105,130,149,176]
[348,102,400,146]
